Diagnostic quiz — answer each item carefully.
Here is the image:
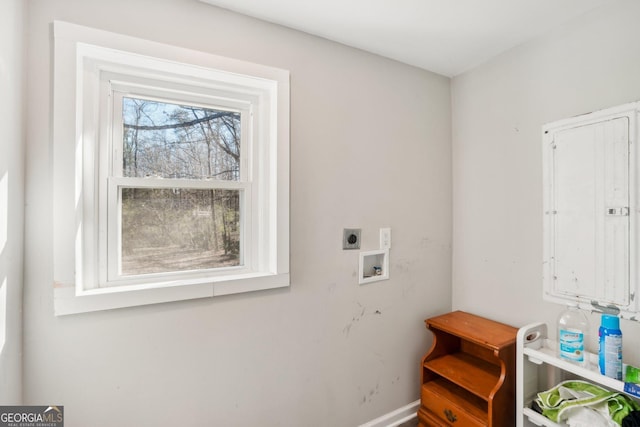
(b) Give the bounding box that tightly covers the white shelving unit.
[517,322,638,427]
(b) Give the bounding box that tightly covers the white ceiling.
[199,0,611,77]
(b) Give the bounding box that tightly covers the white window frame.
[102,78,254,288]
[52,21,289,315]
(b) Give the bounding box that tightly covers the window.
[53,22,289,315]
[108,95,243,283]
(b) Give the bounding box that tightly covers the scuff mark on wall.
[365,383,380,405]
[342,302,385,337]
[343,302,366,337]
[358,382,381,406]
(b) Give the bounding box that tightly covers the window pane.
[120,187,240,276]
[122,97,241,181]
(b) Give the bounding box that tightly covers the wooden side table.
[418,311,517,427]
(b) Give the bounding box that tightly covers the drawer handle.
[444,409,457,423]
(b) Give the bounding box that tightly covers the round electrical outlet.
[343,228,361,250]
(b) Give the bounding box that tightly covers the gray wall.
[0,0,25,405]
[452,0,640,365]
[23,0,452,425]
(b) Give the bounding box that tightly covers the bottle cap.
[601,314,620,329]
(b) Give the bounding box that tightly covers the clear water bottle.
[599,314,623,379]
[557,303,589,367]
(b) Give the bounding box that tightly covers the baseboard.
[359,399,419,427]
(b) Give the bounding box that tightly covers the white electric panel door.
[543,103,639,318]
[553,118,629,303]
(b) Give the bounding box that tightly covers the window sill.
[53,273,290,316]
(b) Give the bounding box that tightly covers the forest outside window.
[108,93,244,284]
[52,22,289,315]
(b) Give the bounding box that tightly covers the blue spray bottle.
[599,314,623,380]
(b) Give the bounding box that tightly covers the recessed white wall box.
[543,101,640,319]
[359,249,389,284]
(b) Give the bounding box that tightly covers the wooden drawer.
[421,380,486,426]
[417,407,449,427]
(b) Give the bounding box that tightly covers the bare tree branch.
[124,111,237,131]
